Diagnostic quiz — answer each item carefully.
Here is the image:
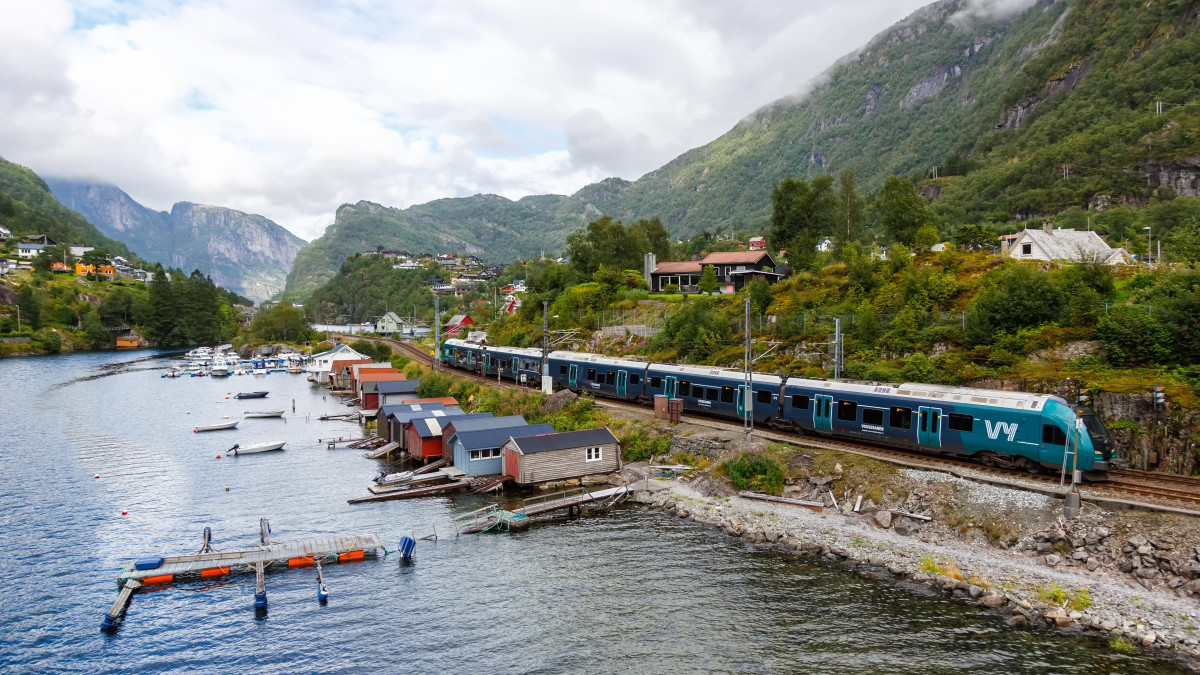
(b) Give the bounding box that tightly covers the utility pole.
[833,318,842,380]
[542,300,551,394]
[433,294,440,370]
[744,297,752,437]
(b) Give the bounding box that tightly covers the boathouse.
[405,416,462,461]
[441,414,530,463]
[453,423,554,477]
[375,403,455,444]
[355,371,405,406]
[370,379,421,409]
[328,358,372,388]
[502,428,621,485]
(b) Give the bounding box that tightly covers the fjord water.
[0,351,1181,674]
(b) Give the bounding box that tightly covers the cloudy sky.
[0,0,938,241]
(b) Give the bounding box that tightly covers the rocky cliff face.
[48,179,306,302]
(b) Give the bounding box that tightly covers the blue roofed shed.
[453,423,554,477]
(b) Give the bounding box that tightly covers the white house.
[309,343,368,382]
[1007,222,1133,265]
[0,225,11,239]
[69,244,95,258]
[16,243,44,259]
[375,311,404,335]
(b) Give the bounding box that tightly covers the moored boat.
[234,391,269,399]
[243,410,285,418]
[229,441,286,455]
[162,368,182,378]
[194,421,239,432]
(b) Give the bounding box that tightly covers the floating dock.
[348,479,469,503]
[102,520,383,632]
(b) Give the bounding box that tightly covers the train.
[439,338,1114,478]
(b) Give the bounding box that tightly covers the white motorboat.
[194,421,239,432]
[230,441,286,455]
[243,410,285,418]
[162,367,182,378]
[252,367,267,376]
[211,363,230,377]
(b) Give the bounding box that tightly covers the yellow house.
[76,260,116,279]
[50,261,72,273]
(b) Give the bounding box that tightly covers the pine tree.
[698,265,718,295]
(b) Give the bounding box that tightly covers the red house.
[445,314,474,335]
[405,416,454,461]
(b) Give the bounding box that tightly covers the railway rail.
[340,334,1200,511]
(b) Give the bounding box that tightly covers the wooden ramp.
[414,459,447,474]
[469,475,512,494]
[519,486,628,517]
[348,480,469,504]
[364,442,400,459]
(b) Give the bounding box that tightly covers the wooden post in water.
[255,518,269,609]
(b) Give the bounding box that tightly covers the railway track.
[343,335,1200,510]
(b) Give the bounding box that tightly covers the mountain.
[48,180,307,303]
[283,194,577,295]
[285,0,1200,297]
[0,157,138,259]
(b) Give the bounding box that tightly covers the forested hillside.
[0,158,136,259]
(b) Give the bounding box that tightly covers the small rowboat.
[194,421,239,432]
[230,441,286,455]
[243,410,285,418]
[234,391,269,399]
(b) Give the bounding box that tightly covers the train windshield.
[1081,414,1111,452]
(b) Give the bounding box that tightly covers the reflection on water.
[0,351,1184,673]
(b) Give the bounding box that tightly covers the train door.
[665,377,677,398]
[616,370,628,397]
[512,358,519,378]
[814,395,833,431]
[482,353,491,377]
[918,407,942,448]
[568,364,578,389]
[736,386,748,417]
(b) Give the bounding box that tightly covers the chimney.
[643,252,656,289]
[1042,219,1054,234]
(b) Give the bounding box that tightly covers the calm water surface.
[0,351,1185,674]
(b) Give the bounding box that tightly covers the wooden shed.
[502,428,621,485]
[405,416,464,461]
[374,379,421,407]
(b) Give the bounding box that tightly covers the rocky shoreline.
[628,478,1200,670]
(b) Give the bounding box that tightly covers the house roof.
[386,407,465,426]
[652,261,702,274]
[356,371,403,385]
[456,423,553,451]
[376,379,420,394]
[700,251,775,265]
[448,314,472,325]
[410,415,458,438]
[446,414,528,437]
[1013,228,1120,262]
[377,402,445,419]
[509,427,619,454]
[379,311,402,323]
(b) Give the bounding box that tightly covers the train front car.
[1060,402,1114,480]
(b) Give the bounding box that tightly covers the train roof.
[547,351,648,369]
[444,338,542,357]
[784,378,1067,411]
[646,362,784,385]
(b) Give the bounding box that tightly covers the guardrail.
[518,487,587,514]
[411,504,499,540]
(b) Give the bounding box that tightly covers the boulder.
[874,510,893,529]
[893,517,919,536]
[980,593,1005,608]
[1129,534,1149,548]
[1006,614,1028,627]
[1044,554,1061,566]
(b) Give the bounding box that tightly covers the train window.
[630,374,640,385]
[607,371,617,385]
[791,394,809,410]
[559,365,568,375]
[890,407,912,430]
[862,408,884,426]
[722,386,734,403]
[650,376,662,388]
[1042,425,1067,446]
[756,389,772,404]
[679,381,691,398]
[704,387,718,401]
[948,414,973,432]
[837,400,857,422]
[587,368,596,382]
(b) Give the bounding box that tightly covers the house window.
[1021,243,1032,256]
[837,400,858,422]
[890,407,912,430]
[791,394,809,410]
[948,413,974,433]
[862,408,884,426]
[470,448,500,460]
[1042,424,1067,446]
[721,386,735,403]
[585,446,603,462]
[650,376,662,388]
[756,389,772,405]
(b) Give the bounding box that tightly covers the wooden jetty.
[518,486,628,517]
[364,442,400,459]
[368,470,455,493]
[102,519,382,632]
[408,486,630,540]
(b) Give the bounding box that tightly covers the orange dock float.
[102,519,383,632]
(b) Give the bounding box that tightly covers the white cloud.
[0,0,932,240]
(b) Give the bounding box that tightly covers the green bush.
[725,450,785,495]
[621,428,672,462]
[32,328,62,353]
